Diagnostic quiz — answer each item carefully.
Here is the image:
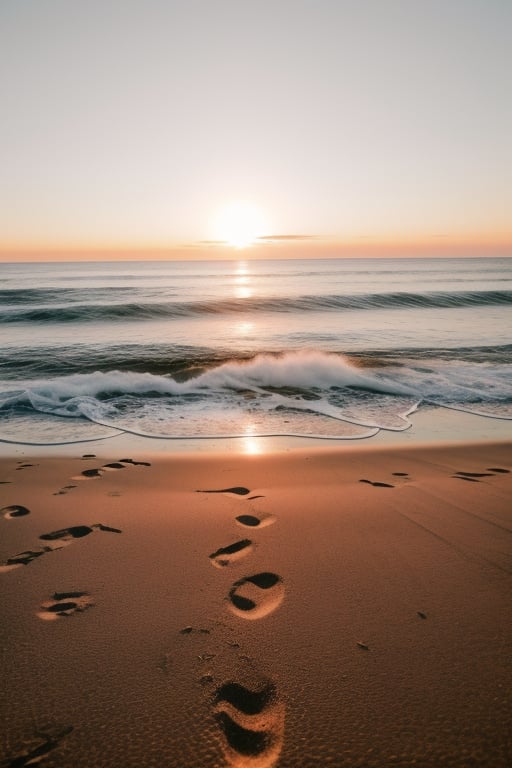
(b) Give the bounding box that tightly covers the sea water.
[1,257,511,445]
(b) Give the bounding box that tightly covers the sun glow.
[214,202,267,248]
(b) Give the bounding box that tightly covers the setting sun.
[213,201,267,248]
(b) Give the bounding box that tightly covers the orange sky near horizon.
[1,235,511,263]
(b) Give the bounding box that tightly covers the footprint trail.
[73,458,151,480]
[188,477,285,764]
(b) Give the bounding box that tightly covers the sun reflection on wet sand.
[242,426,263,455]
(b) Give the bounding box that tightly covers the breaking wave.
[1,351,510,445]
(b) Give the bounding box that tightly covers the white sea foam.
[0,352,416,442]
[1,351,413,402]
[191,350,414,395]
[1,350,511,445]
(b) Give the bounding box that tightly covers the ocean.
[1,257,511,446]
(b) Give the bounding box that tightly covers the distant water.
[1,257,511,445]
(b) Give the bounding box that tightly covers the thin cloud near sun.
[192,233,320,247]
[257,234,319,241]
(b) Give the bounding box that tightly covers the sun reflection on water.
[234,263,252,299]
[234,321,255,335]
[235,287,252,299]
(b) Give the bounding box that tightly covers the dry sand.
[0,441,511,767]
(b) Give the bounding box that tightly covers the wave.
[12,347,505,406]
[0,352,420,443]
[0,287,136,305]
[1,351,511,446]
[0,343,229,380]
[2,343,512,382]
[0,352,412,403]
[2,289,511,323]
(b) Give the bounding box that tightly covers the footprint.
[39,525,96,541]
[453,469,511,482]
[235,515,275,529]
[179,626,211,635]
[74,468,104,479]
[37,591,93,621]
[0,524,122,573]
[359,479,394,488]
[39,523,122,542]
[73,459,150,480]
[53,485,77,496]
[213,678,285,768]
[118,458,151,466]
[209,539,253,568]
[2,505,30,519]
[197,487,251,496]
[15,463,37,471]
[0,548,52,572]
[228,573,284,620]
[3,725,73,767]
[391,472,409,477]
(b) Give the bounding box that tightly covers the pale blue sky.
[1,0,511,256]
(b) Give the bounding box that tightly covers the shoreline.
[1,404,510,459]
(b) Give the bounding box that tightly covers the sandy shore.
[1,441,511,767]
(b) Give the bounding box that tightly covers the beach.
[1,435,511,767]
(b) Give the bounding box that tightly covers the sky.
[1,0,511,260]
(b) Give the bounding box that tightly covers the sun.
[213,201,267,248]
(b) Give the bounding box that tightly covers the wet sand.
[0,441,511,767]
